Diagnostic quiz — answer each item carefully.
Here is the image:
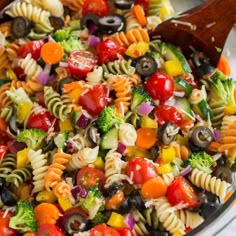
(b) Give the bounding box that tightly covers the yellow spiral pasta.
[123,10,142,32]
[0,82,12,108]
[189,168,231,198]
[44,151,71,191]
[60,0,85,12]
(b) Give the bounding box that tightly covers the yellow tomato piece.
[107,212,125,228]
[59,119,73,132]
[162,146,176,163]
[17,102,33,123]
[164,60,184,77]
[17,147,30,168]
[125,42,149,58]
[141,116,158,129]
[93,156,105,170]
[157,163,173,174]
[36,191,57,203]
[58,197,73,211]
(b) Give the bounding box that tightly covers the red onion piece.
[89,35,101,48]
[71,185,88,199]
[180,165,192,176]
[37,71,52,85]
[76,113,91,129]
[117,142,126,155]
[213,129,221,141]
[88,23,98,34]
[124,213,135,229]
[137,102,154,116]
[8,140,27,154]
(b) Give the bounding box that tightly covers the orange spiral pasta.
[0,47,10,74]
[6,41,20,61]
[53,181,71,198]
[55,66,71,81]
[128,73,141,86]
[44,151,71,192]
[0,21,12,37]
[108,75,132,115]
[111,28,150,47]
[0,82,12,108]
[60,0,85,12]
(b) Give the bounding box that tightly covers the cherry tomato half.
[0,117,11,144]
[82,0,109,17]
[68,50,98,77]
[154,104,183,126]
[0,210,16,236]
[36,224,65,236]
[79,84,109,116]
[90,224,120,236]
[167,176,199,209]
[96,39,126,64]
[18,39,45,60]
[27,110,58,132]
[125,157,158,185]
[117,227,134,236]
[76,166,106,191]
[145,72,174,103]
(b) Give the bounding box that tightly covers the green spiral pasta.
[0,153,16,179]
[102,59,135,79]
[44,86,71,121]
[124,111,141,128]
[208,99,225,128]
[5,164,32,187]
[0,106,13,122]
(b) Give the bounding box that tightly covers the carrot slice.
[41,42,64,64]
[63,81,83,93]
[141,177,167,199]
[135,128,157,149]
[217,56,231,76]
[133,4,147,26]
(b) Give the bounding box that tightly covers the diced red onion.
[37,72,52,85]
[88,23,98,34]
[59,61,68,68]
[137,102,154,116]
[164,97,176,106]
[180,165,192,176]
[76,113,91,129]
[117,142,126,155]
[173,91,185,97]
[8,140,27,154]
[89,35,101,48]
[71,185,88,199]
[124,213,135,230]
[213,129,221,141]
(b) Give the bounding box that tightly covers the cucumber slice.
[197,100,213,120]
[175,78,193,96]
[100,127,118,149]
[175,97,194,120]
[161,42,192,74]
[6,87,33,105]
[54,131,68,150]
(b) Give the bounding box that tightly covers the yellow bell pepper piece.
[93,156,105,170]
[58,197,73,211]
[6,68,17,80]
[125,146,151,160]
[162,146,176,163]
[157,163,173,174]
[164,60,184,77]
[107,212,125,228]
[59,119,73,132]
[36,190,57,203]
[160,2,175,21]
[224,104,236,115]
[125,42,149,58]
[17,147,30,168]
[68,88,83,102]
[17,102,33,123]
[141,116,158,129]
[176,134,188,145]
[172,231,183,236]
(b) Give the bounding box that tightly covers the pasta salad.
[0,0,235,235]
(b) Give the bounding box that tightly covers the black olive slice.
[130,190,145,211]
[49,16,65,30]
[118,197,132,214]
[106,183,124,197]
[98,14,125,35]
[149,231,169,236]
[195,63,216,78]
[158,122,178,145]
[135,55,157,77]
[64,213,88,234]
[114,0,134,9]
[42,139,56,153]
[11,16,32,38]
[191,126,213,149]
[0,178,5,190]
[201,202,220,219]
[214,166,232,183]
[80,13,99,31]
[150,145,160,162]
[9,115,18,135]
[216,155,227,166]
[1,186,17,206]
[58,77,76,94]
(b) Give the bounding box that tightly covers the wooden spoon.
[149,0,236,66]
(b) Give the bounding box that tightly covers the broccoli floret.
[188,152,215,174]
[60,36,85,54]
[17,128,46,150]
[97,106,124,133]
[9,201,37,233]
[131,86,152,111]
[90,212,106,226]
[81,187,105,219]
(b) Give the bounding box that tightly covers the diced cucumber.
[6,87,33,105]
[197,99,213,120]
[175,78,193,95]
[160,42,192,74]
[100,127,118,149]
[175,97,194,120]
[54,131,69,150]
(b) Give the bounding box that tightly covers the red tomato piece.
[76,166,106,191]
[154,104,183,126]
[36,224,65,236]
[117,227,134,236]
[145,72,174,102]
[0,210,17,236]
[82,0,109,16]
[27,110,58,132]
[125,157,158,185]
[90,224,120,236]
[68,50,98,77]
[167,176,199,209]
[13,67,26,81]
[0,117,11,144]
[0,145,8,161]
[96,39,126,64]
[79,84,109,116]
[18,39,45,60]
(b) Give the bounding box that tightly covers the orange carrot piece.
[141,177,167,199]
[135,128,157,149]
[106,190,124,210]
[63,81,83,93]
[133,4,147,26]
[224,191,236,204]
[208,141,222,151]
[23,233,36,236]
[217,56,231,76]
[34,202,60,225]
[41,42,64,64]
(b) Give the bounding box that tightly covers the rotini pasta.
[60,0,85,12]
[0,21,12,38]
[0,153,16,179]
[0,82,12,108]
[0,47,10,74]
[0,106,13,122]
[5,41,20,61]
[53,181,71,198]
[189,168,231,198]
[55,66,71,81]
[119,123,137,146]
[131,209,150,236]
[123,10,142,32]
